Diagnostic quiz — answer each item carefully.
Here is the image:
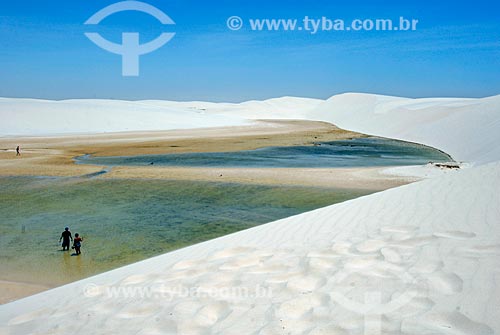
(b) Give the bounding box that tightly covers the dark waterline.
[75,137,451,168]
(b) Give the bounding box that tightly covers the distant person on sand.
[72,233,83,255]
[59,227,73,251]
[16,146,20,156]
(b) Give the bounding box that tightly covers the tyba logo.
[84,1,175,76]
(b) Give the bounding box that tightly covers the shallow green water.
[0,177,372,286]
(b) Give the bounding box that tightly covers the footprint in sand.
[434,230,477,240]
[120,274,156,285]
[87,300,122,314]
[193,301,231,327]
[8,308,54,326]
[342,256,382,270]
[286,273,327,292]
[172,300,204,319]
[266,270,304,284]
[208,246,258,261]
[410,259,444,274]
[329,242,353,255]
[426,270,463,295]
[460,244,500,256]
[308,249,345,259]
[381,247,404,264]
[275,293,329,319]
[115,303,163,319]
[307,257,339,270]
[219,255,265,271]
[389,235,438,249]
[171,259,205,270]
[354,239,388,253]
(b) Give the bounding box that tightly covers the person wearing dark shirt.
[59,227,73,251]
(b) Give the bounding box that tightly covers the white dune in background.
[306,93,500,164]
[2,94,498,165]
[1,93,500,334]
[0,98,249,135]
[0,97,323,136]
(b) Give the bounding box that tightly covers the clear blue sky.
[0,0,499,101]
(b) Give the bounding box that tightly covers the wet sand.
[0,120,412,188]
[0,281,51,305]
[101,166,412,190]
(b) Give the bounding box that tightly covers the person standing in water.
[16,146,20,156]
[59,227,73,251]
[73,233,83,255]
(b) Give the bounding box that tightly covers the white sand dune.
[0,98,248,136]
[0,97,322,136]
[1,93,500,334]
[306,93,500,164]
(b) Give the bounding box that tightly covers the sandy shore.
[0,120,411,190]
[0,281,51,305]
[0,120,357,176]
[102,166,413,190]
